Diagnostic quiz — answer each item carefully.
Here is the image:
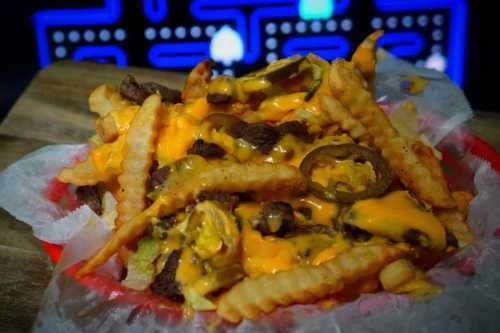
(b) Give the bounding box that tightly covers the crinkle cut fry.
[351,30,384,91]
[116,94,162,226]
[182,59,213,103]
[76,162,305,277]
[328,59,455,208]
[319,93,371,145]
[434,208,475,248]
[217,245,405,323]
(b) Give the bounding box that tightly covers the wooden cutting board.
[0,60,499,332]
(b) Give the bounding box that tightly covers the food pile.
[58,31,476,323]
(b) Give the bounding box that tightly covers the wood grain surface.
[0,61,499,332]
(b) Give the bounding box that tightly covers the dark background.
[0,1,495,124]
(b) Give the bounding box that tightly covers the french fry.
[58,156,107,186]
[452,191,474,216]
[412,141,450,195]
[116,94,162,226]
[96,113,119,143]
[96,105,140,143]
[89,84,130,117]
[100,191,118,228]
[182,59,213,103]
[76,162,305,277]
[379,259,416,291]
[319,93,371,145]
[328,59,455,208]
[217,244,405,323]
[351,30,384,91]
[434,208,475,248]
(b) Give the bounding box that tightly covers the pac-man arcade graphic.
[33,0,467,85]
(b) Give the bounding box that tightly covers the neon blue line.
[149,42,210,68]
[373,0,467,85]
[378,32,425,57]
[448,0,467,85]
[248,6,297,63]
[73,46,127,66]
[374,0,453,11]
[144,0,168,23]
[335,0,351,15]
[282,36,350,59]
[32,0,122,68]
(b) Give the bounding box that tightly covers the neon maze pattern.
[33,0,467,85]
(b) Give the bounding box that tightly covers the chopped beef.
[150,250,184,303]
[147,164,170,193]
[120,75,181,104]
[228,120,249,138]
[277,121,313,142]
[141,82,181,104]
[76,186,102,215]
[230,122,280,154]
[196,191,240,211]
[120,75,149,104]
[187,139,226,159]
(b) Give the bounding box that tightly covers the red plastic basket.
[39,131,500,324]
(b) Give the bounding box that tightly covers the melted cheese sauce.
[176,247,203,285]
[109,105,139,135]
[311,160,376,193]
[347,191,446,251]
[90,134,126,176]
[292,194,339,225]
[312,235,352,265]
[241,225,299,278]
[257,92,307,121]
[156,98,212,165]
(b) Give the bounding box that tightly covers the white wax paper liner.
[0,144,92,244]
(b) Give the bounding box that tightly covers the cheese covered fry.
[58,156,107,186]
[182,59,213,103]
[76,162,305,277]
[217,244,405,322]
[329,59,455,208]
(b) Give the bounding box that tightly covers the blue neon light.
[149,42,210,68]
[33,0,122,68]
[377,32,425,57]
[373,0,467,85]
[144,0,169,23]
[73,46,127,66]
[299,0,334,20]
[283,36,350,59]
[191,0,351,64]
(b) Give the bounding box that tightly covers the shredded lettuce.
[122,237,161,291]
